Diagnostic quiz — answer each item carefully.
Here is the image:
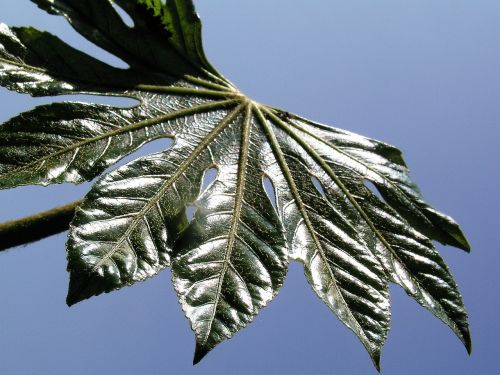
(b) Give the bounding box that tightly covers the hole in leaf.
[98,137,174,177]
[33,94,139,108]
[185,205,197,222]
[202,167,218,191]
[3,8,129,69]
[0,94,140,126]
[364,180,385,202]
[311,176,326,197]
[111,2,135,27]
[30,13,130,69]
[263,176,278,210]
[60,30,130,69]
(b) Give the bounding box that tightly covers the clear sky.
[0,1,499,374]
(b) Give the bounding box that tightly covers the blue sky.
[0,1,499,374]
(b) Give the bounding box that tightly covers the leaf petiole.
[0,200,83,252]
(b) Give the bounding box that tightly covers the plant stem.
[0,200,83,252]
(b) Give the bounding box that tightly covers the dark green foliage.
[0,0,470,369]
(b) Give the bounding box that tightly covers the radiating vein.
[200,103,253,344]
[0,99,237,181]
[254,105,377,354]
[91,103,245,273]
[265,108,468,345]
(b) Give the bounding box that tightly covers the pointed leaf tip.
[454,229,472,253]
[193,343,209,365]
[462,328,473,355]
[66,294,77,307]
[423,208,471,252]
[66,270,111,307]
[369,349,381,372]
[66,272,92,307]
[438,217,471,252]
[374,353,381,372]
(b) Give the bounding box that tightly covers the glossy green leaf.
[0,0,471,368]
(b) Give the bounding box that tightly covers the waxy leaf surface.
[0,0,470,367]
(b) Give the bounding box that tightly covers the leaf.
[260,110,471,355]
[0,0,471,367]
[172,106,288,363]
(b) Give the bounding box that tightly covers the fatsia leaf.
[0,0,470,368]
